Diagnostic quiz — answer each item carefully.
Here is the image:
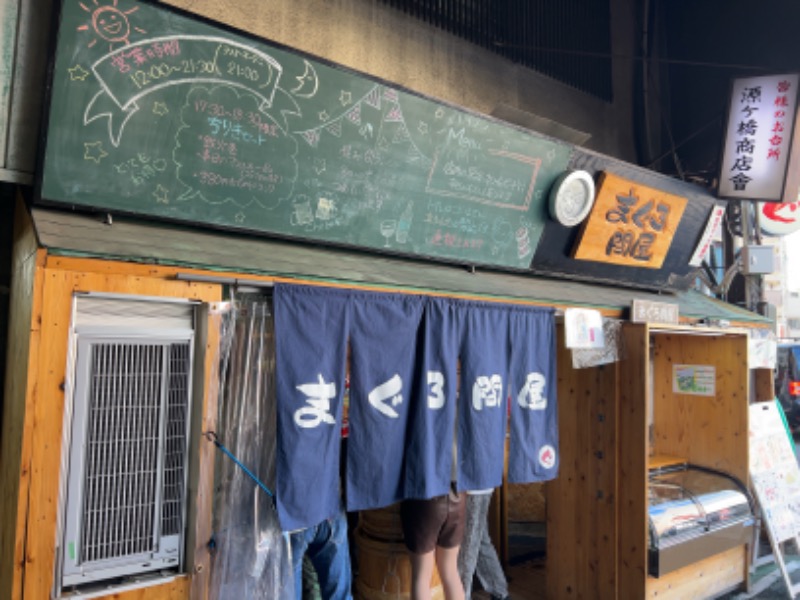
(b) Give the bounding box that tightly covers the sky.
[786,230,800,291]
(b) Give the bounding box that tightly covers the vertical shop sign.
[718,74,800,202]
[689,204,725,267]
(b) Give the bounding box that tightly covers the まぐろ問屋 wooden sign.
[571,172,687,269]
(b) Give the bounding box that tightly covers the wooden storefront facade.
[1,197,774,599]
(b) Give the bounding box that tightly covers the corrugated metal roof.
[31,207,769,324]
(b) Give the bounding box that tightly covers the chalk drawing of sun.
[77,0,146,50]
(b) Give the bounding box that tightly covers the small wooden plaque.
[631,299,679,324]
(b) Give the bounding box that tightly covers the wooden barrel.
[358,503,405,542]
[354,527,444,600]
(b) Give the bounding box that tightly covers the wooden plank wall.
[650,332,749,482]
[546,325,619,599]
[646,330,750,597]
[188,306,220,599]
[616,324,649,599]
[0,199,44,600]
[11,252,220,599]
[753,368,774,404]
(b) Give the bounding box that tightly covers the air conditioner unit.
[58,296,195,593]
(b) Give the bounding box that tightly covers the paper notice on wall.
[564,308,604,349]
[672,364,716,396]
[749,329,777,369]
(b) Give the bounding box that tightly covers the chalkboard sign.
[39,0,572,269]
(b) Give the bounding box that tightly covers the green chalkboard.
[40,0,572,269]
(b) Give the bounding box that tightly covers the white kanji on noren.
[517,372,547,410]
[294,374,337,428]
[368,374,403,419]
[472,375,503,411]
[427,371,445,409]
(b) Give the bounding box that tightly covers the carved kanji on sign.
[572,172,687,269]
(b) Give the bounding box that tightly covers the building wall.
[0,0,51,183]
[161,0,637,160]
[786,289,800,340]
[760,237,800,341]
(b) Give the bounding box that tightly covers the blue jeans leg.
[290,526,312,600]
[292,509,353,600]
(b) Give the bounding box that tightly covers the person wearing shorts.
[400,486,467,600]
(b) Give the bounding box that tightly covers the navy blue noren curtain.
[404,297,460,499]
[274,285,350,531]
[457,302,511,491]
[508,307,559,482]
[346,291,425,511]
[274,284,558,530]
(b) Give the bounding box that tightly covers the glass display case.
[647,464,755,577]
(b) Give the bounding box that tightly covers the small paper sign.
[749,329,777,369]
[564,308,605,349]
[672,364,716,396]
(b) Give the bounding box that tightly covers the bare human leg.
[436,544,465,600]
[409,549,436,600]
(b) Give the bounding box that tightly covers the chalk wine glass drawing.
[380,220,397,248]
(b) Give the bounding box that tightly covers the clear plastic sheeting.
[208,293,294,600]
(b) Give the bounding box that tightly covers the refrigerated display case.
[647,464,755,578]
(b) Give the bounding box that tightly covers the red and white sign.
[689,204,725,266]
[719,74,800,202]
[759,200,800,236]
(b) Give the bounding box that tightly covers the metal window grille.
[81,343,164,563]
[162,343,191,537]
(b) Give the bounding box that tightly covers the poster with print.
[749,401,800,542]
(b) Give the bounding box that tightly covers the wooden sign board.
[572,172,687,269]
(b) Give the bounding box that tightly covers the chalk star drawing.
[318,110,330,122]
[153,184,169,204]
[435,108,445,119]
[340,91,352,106]
[313,158,326,175]
[84,141,108,163]
[235,212,246,223]
[152,102,169,116]
[68,65,90,81]
[418,121,429,135]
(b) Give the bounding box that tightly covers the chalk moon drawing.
[291,60,319,98]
